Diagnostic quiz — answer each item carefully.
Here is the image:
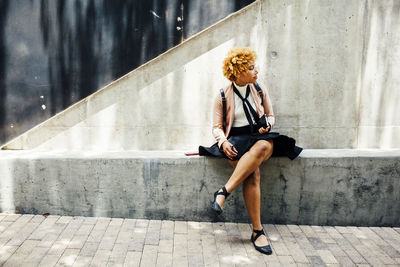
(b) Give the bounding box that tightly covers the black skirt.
[199,126,302,160]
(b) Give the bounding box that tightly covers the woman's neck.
[234,81,248,88]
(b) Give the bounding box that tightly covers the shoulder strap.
[254,82,263,106]
[220,88,226,131]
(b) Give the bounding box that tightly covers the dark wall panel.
[0,0,255,145]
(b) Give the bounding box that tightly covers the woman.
[199,47,302,255]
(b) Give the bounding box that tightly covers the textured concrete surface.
[0,150,399,226]
[2,0,400,151]
[1,214,400,266]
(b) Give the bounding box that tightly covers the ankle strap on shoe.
[252,229,265,241]
[216,186,230,197]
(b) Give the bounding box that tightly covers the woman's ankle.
[252,225,263,232]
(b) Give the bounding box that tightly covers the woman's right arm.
[212,93,228,149]
[212,93,238,160]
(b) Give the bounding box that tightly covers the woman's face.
[235,62,258,85]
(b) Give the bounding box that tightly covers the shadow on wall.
[0,1,9,143]
[358,1,400,148]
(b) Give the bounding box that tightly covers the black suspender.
[254,82,264,106]
[219,88,226,131]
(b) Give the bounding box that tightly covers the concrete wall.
[0,150,399,226]
[1,0,399,150]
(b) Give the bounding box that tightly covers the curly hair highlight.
[222,47,257,82]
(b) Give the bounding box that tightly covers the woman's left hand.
[258,126,271,134]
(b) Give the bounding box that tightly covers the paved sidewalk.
[0,214,399,266]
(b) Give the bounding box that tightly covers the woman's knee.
[246,168,261,186]
[251,140,273,158]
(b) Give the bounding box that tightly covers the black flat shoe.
[251,229,272,255]
[211,186,230,215]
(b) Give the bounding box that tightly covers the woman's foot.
[251,229,272,255]
[211,186,230,215]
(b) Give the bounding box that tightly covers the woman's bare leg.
[243,168,269,246]
[215,139,273,208]
[225,162,269,246]
[215,140,273,246]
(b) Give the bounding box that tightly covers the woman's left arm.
[258,82,275,129]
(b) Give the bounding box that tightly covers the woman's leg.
[215,139,273,208]
[226,163,269,247]
[243,168,269,246]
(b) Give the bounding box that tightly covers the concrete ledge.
[1,149,399,226]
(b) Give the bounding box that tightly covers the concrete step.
[0,149,399,226]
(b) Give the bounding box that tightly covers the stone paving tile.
[227,233,247,258]
[0,221,13,236]
[29,216,60,240]
[145,219,161,245]
[57,216,73,224]
[287,224,303,233]
[79,241,100,257]
[108,242,129,266]
[6,221,42,246]
[308,236,328,250]
[160,220,174,240]
[323,226,344,240]
[173,233,189,266]
[299,225,318,238]
[124,251,142,267]
[188,226,204,267]
[10,239,40,256]
[156,252,172,267]
[306,255,326,266]
[292,231,320,257]
[263,224,285,254]
[275,224,293,237]
[1,214,21,222]
[334,226,353,234]
[38,254,61,266]
[0,215,33,239]
[23,246,50,266]
[140,244,158,267]
[47,240,69,257]
[316,232,336,244]
[282,235,309,263]
[372,227,400,255]
[56,248,80,266]
[224,222,241,237]
[175,221,188,234]
[199,221,214,235]
[317,249,338,264]
[277,255,296,266]
[0,245,19,266]
[73,255,93,267]
[335,236,368,264]
[90,249,111,266]
[2,214,400,266]
[343,231,385,266]
[334,256,354,267]
[128,229,146,252]
[135,219,149,228]
[325,243,347,257]
[201,234,218,266]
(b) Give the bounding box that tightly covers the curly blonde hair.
[222,47,257,81]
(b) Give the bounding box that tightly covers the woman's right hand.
[222,141,238,160]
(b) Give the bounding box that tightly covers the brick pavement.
[0,214,400,266]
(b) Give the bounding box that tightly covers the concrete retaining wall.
[1,149,399,226]
[2,0,400,151]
